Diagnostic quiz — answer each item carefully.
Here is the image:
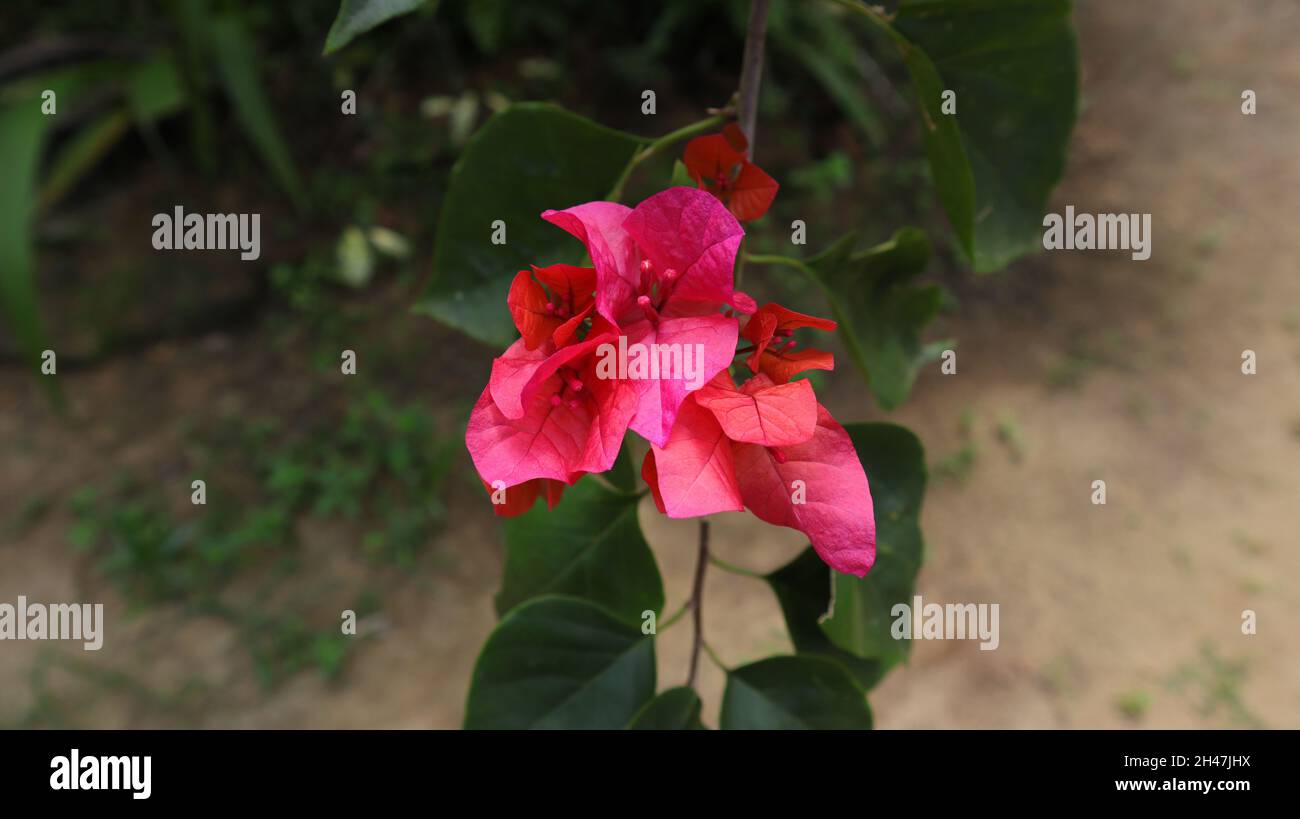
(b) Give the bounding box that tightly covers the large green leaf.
[417,103,643,347]
[38,111,130,212]
[497,478,664,625]
[806,227,947,410]
[126,56,188,123]
[766,546,887,689]
[465,0,510,55]
[40,57,187,212]
[324,0,432,55]
[859,0,1078,272]
[1,64,138,402]
[464,596,655,729]
[626,686,705,730]
[819,423,927,670]
[720,656,872,730]
[0,102,52,378]
[208,15,305,208]
[769,6,886,147]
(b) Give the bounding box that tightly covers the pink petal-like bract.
[469,332,638,487]
[488,338,549,420]
[733,405,876,577]
[467,383,593,486]
[693,373,818,448]
[541,202,639,324]
[489,332,612,420]
[647,395,744,518]
[623,187,746,314]
[622,313,738,447]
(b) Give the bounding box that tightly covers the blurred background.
[1,0,1297,728]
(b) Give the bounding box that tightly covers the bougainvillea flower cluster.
[466,133,875,576]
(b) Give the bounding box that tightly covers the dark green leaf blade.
[127,56,187,123]
[765,546,887,689]
[208,16,305,208]
[417,103,643,347]
[889,0,1079,272]
[324,0,431,55]
[464,596,655,729]
[497,478,663,625]
[626,686,705,730]
[720,656,872,730]
[807,227,946,410]
[39,111,131,211]
[0,102,52,381]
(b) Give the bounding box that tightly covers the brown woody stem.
[685,519,710,688]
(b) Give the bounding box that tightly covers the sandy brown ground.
[2,0,1298,728]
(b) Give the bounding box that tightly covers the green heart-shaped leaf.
[807,227,948,410]
[324,0,433,55]
[855,0,1078,272]
[497,478,663,625]
[626,686,705,730]
[464,596,655,729]
[720,656,872,730]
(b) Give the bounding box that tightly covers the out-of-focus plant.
[0,0,301,393]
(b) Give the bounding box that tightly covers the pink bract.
[542,187,753,446]
[645,373,876,577]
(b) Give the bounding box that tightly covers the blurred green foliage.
[70,389,454,598]
[65,388,453,686]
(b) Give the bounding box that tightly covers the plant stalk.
[736,0,771,157]
[607,114,726,201]
[686,519,710,688]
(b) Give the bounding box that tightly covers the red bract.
[682,123,779,222]
[643,370,876,577]
[507,264,596,350]
[482,477,568,518]
[741,302,837,383]
[543,187,755,447]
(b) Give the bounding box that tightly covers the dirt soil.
[2,0,1298,728]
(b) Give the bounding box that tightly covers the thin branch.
[658,599,691,632]
[684,7,770,691]
[744,252,813,273]
[607,114,727,201]
[710,554,766,580]
[701,640,728,672]
[685,519,710,688]
[736,0,772,157]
